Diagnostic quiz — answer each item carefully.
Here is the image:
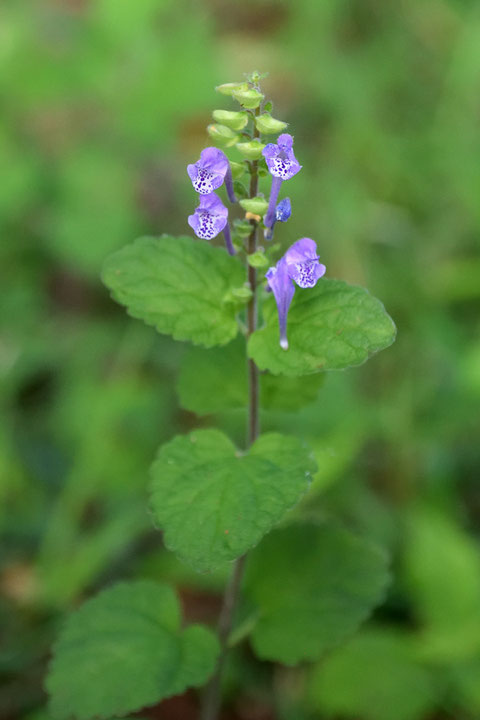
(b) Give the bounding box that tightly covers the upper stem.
[199,105,262,720]
[246,106,261,444]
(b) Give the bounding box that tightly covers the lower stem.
[200,110,261,720]
[199,556,246,720]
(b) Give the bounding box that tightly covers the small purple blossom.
[266,238,326,350]
[263,134,301,231]
[264,197,292,240]
[262,134,302,181]
[276,197,292,223]
[266,258,295,351]
[187,147,236,202]
[188,193,235,255]
[188,193,228,240]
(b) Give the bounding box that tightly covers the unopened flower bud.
[212,110,249,131]
[215,82,249,96]
[255,114,288,134]
[229,161,246,180]
[236,140,265,160]
[240,197,269,215]
[233,219,252,237]
[247,251,269,269]
[207,124,239,148]
[232,88,264,109]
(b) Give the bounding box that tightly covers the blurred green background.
[1,1,480,719]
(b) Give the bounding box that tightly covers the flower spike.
[266,238,326,349]
[187,147,237,202]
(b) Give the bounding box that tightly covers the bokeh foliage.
[1,0,480,719]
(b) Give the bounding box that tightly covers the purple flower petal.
[284,238,326,289]
[187,147,229,195]
[277,133,294,150]
[266,258,296,350]
[188,193,228,240]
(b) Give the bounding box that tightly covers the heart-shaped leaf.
[177,337,324,414]
[244,522,390,664]
[46,581,219,720]
[150,430,317,571]
[102,235,244,348]
[248,279,396,376]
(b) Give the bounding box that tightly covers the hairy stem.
[199,106,261,720]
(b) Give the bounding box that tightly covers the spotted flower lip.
[284,238,326,288]
[187,147,236,202]
[262,133,302,180]
[266,238,326,350]
[188,193,228,240]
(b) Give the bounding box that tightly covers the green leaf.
[308,630,437,720]
[150,430,316,571]
[404,509,480,661]
[46,581,219,720]
[102,235,244,348]
[249,279,396,376]
[177,338,324,414]
[244,522,390,664]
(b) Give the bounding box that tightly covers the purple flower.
[264,197,291,240]
[262,134,302,181]
[188,193,235,255]
[188,193,227,239]
[266,238,326,350]
[276,197,292,223]
[187,147,236,202]
[263,134,301,231]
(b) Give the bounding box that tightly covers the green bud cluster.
[207,72,290,253]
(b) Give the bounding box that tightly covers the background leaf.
[244,522,390,664]
[308,629,438,720]
[149,430,317,571]
[46,581,219,720]
[248,279,396,376]
[177,337,324,414]
[403,509,480,661]
[102,236,244,348]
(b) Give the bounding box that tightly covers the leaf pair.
[46,522,391,720]
[102,235,396,376]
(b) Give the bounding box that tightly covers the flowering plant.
[46,72,396,720]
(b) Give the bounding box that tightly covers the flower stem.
[199,106,261,720]
[223,223,235,256]
[264,175,282,230]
